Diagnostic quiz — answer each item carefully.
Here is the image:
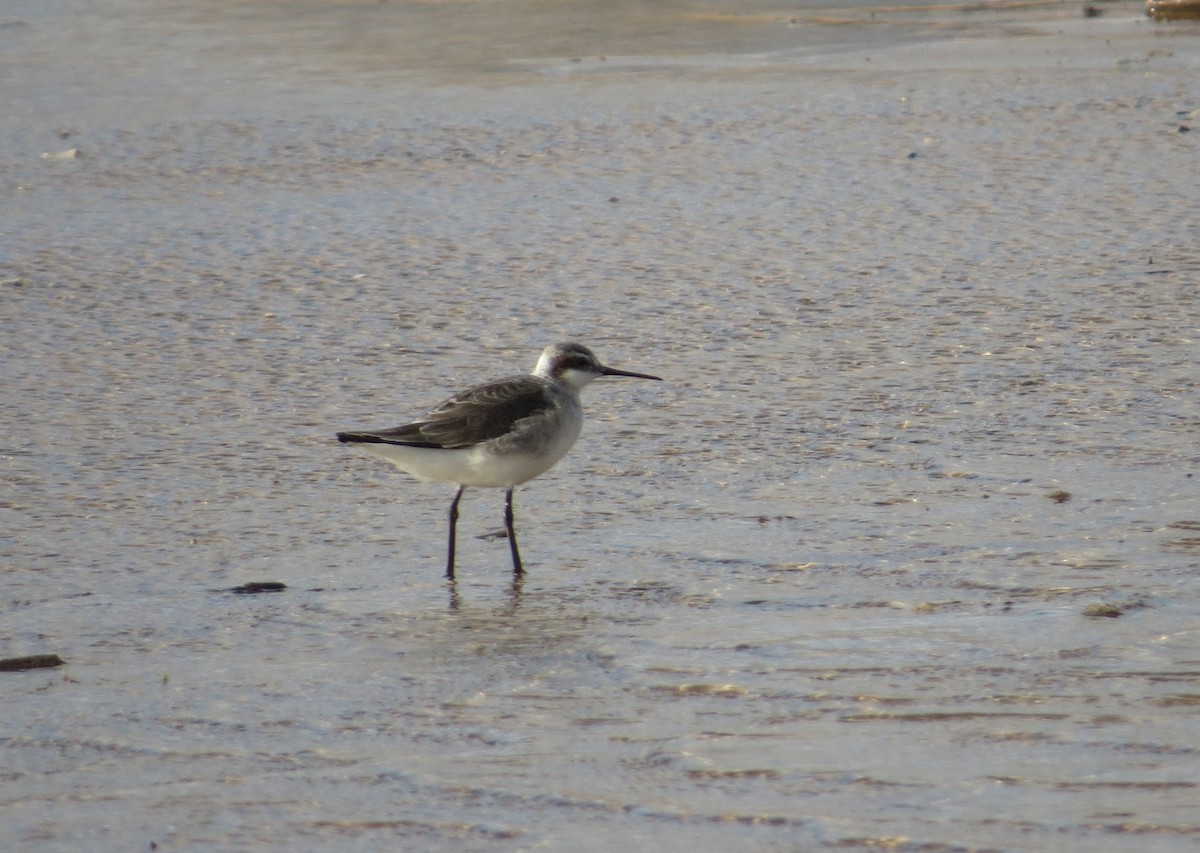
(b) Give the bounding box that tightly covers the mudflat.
[3,2,1199,850]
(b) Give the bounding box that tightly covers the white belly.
[355,409,582,488]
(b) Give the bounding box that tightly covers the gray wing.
[337,375,553,449]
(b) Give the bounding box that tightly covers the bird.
[336,342,662,579]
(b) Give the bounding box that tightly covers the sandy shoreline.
[3,2,1200,851]
[3,1,1196,127]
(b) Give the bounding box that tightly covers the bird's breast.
[473,391,582,486]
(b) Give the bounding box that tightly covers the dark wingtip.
[337,430,441,448]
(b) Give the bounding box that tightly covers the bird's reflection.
[446,570,525,613]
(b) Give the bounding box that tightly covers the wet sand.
[3,1,1200,850]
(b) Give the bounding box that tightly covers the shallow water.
[3,1,1200,850]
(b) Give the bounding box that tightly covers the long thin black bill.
[601,365,662,381]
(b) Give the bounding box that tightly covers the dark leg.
[504,487,524,576]
[446,485,465,580]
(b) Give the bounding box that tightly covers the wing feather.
[337,375,552,450]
